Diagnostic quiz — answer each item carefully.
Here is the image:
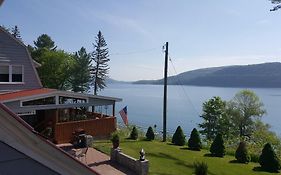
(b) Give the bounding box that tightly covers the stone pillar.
[136,160,149,175]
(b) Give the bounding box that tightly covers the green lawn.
[94,140,281,175]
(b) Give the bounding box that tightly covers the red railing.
[54,117,116,144]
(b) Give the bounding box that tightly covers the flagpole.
[163,42,168,142]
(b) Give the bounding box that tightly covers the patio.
[58,144,135,175]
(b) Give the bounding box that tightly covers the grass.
[94,139,281,175]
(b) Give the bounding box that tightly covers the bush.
[235,141,251,163]
[130,126,138,140]
[188,128,202,151]
[193,161,208,175]
[172,126,186,146]
[110,132,120,148]
[259,143,281,172]
[210,133,225,157]
[146,126,155,141]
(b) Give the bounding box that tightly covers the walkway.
[57,144,135,175]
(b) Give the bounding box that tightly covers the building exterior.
[0,27,42,93]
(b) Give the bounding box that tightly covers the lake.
[99,84,281,136]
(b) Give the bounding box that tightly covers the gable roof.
[0,103,100,175]
[0,26,42,91]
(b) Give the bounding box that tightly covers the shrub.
[188,128,202,151]
[259,143,281,172]
[235,141,251,163]
[210,133,225,157]
[172,126,186,146]
[193,161,208,175]
[146,126,155,141]
[110,132,120,148]
[130,126,138,140]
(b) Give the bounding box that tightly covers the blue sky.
[1,0,281,81]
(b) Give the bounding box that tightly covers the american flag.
[119,106,128,125]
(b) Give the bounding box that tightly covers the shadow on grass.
[253,167,280,173]
[180,147,201,151]
[203,153,213,157]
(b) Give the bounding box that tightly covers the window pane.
[0,65,9,82]
[22,97,56,106]
[12,65,23,82]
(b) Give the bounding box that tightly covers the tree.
[37,50,74,90]
[188,128,202,151]
[91,31,110,95]
[172,126,186,146]
[210,133,225,157]
[34,34,56,50]
[227,90,266,138]
[146,126,155,141]
[11,25,21,40]
[270,0,281,11]
[259,143,280,172]
[130,126,138,140]
[235,141,251,163]
[69,47,92,93]
[199,96,230,140]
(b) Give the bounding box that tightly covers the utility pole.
[163,42,168,142]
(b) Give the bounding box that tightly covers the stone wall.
[110,148,149,175]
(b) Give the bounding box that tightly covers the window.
[22,97,56,106]
[0,65,9,82]
[0,65,23,83]
[12,65,23,82]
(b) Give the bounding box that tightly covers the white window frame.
[0,64,24,84]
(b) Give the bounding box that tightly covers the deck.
[58,144,135,175]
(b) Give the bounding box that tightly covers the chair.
[75,147,88,163]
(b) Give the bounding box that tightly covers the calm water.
[100,84,281,136]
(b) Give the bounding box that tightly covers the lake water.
[100,84,281,136]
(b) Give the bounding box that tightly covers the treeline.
[2,25,110,94]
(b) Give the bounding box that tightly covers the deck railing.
[54,117,116,144]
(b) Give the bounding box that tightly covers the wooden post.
[113,103,115,117]
[163,42,168,142]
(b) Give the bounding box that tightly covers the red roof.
[0,88,56,101]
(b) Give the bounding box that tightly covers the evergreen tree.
[146,126,155,141]
[235,141,251,163]
[34,34,56,50]
[91,31,110,95]
[11,25,21,40]
[259,143,281,172]
[188,128,202,151]
[210,133,225,157]
[69,47,92,93]
[172,126,186,146]
[130,126,138,140]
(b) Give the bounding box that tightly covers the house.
[0,26,122,144]
[0,102,100,174]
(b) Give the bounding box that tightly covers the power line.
[168,55,201,118]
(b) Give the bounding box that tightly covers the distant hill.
[106,78,130,84]
[134,62,281,88]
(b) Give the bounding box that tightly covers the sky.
[1,0,281,81]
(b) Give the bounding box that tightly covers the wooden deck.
[54,117,117,144]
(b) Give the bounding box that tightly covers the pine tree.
[91,31,110,95]
[34,34,56,50]
[235,141,251,163]
[11,25,21,40]
[188,128,202,151]
[130,126,138,140]
[70,47,92,93]
[172,126,186,146]
[146,126,155,141]
[210,133,225,157]
[259,143,281,172]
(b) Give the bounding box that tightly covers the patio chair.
[75,147,88,163]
